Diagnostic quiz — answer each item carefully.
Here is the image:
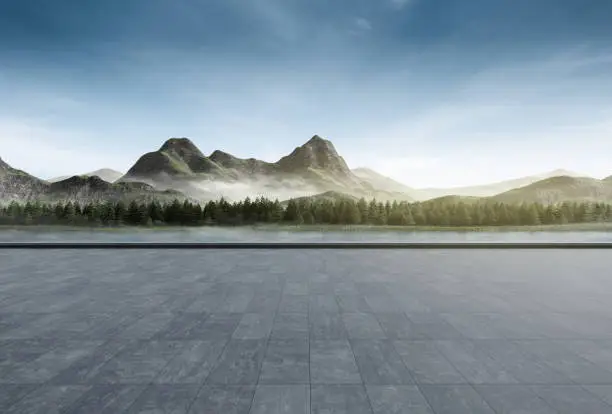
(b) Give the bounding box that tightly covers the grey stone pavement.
[1,248,612,413]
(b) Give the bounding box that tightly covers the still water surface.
[1,227,612,243]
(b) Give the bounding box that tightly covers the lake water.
[1,227,612,243]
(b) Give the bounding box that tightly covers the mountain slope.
[352,168,414,194]
[47,175,186,203]
[281,191,360,206]
[490,176,612,204]
[49,168,124,183]
[277,136,351,175]
[413,169,585,200]
[0,157,48,201]
[125,137,225,178]
[0,157,187,203]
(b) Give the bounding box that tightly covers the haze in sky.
[1,0,611,187]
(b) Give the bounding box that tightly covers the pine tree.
[63,202,76,224]
[302,210,315,225]
[344,201,361,225]
[452,203,471,226]
[283,200,299,222]
[403,208,415,225]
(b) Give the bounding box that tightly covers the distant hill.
[282,190,360,206]
[419,195,483,206]
[46,175,187,203]
[49,168,123,184]
[352,168,415,194]
[0,157,186,203]
[414,169,585,200]
[490,175,612,204]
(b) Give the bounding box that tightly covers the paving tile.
[393,340,466,385]
[584,385,612,406]
[0,384,39,412]
[271,313,309,340]
[516,340,612,384]
[259,339,309,384]
[351,340,414,385]
[86,340,183,384]
[407,315,465,340]
[152,313,209,339]
[561,339,612,373]
[124,384,200,413]
[188,385,255,414]
[475,339,572,384]
[434,340,519,384]
[310,385,373,414]
[283,283,309,295]
[309,312,347,340]
[310,340,361,384]
[49,339,133,385]
[419,385,496,414]
[246,294,280,313]
[309,295,341,313]
[218,293,255,313]
[376,313,428,340]
[185,294,228,313]
[152,340,227,384]
[309,283,335,295]
[336,295,373,313]
[5,385,91,414]
[342,313,387,339]
[116,313,176,339]
[232,313,275,340]
[249,385,309,414]
[0,338,59,370]
[63,384,147,414]
[0,341,103,384]
[0,314,46,337]
[206,339,267,384]
[441,313,509,340]
[182,313,243,340]
[530,385,612,414]
[366,385,434,414]
[278,295,308,313]
[474,385,558,414]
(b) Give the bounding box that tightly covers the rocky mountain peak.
[209,150,235,163]
[50,175,111,191]
[277,135,350,174]
[159,137,205,159]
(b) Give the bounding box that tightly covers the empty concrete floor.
[1,248,612,413]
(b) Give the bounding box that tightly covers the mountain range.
[2,135,612,204]
[49,168,124,184]
[117,135,414,202]
[0,157,184,203]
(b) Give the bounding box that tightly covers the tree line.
[0,197,611,227]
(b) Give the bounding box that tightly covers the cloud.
[389,0,415,10]
[354,17,372,31]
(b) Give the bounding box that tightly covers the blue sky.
[1,0,611,187]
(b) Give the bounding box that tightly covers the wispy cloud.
[354,17,372,31]
[389,0,415,10]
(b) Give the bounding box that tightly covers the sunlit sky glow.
[1,0,611,187]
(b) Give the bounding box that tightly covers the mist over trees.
[0,197,611,227]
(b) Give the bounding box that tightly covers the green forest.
[1,197,612,227]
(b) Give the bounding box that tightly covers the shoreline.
[1,223,612,233]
